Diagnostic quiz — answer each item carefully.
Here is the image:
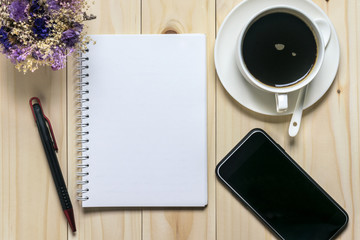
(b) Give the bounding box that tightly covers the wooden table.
[1,0,359,239]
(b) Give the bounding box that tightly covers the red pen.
[29,97,76,232]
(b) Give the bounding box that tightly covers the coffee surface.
[242,12,317,87]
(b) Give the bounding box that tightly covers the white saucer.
[214,0,340,116]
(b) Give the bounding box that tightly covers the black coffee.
[242,12,317,87]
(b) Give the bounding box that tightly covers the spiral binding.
[76,48,90,201]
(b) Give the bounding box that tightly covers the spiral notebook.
[77,34,207,207]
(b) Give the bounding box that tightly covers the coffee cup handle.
[275,93,288,112]
[315,18,331,48]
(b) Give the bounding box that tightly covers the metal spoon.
[289,85,308,137]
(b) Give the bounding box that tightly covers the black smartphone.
[216,129,348,240]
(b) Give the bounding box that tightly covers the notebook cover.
[79,34,207,207]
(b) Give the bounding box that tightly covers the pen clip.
[29,97,59,152]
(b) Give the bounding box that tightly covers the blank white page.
[80,34,207,207]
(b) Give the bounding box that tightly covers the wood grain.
[67,1,142,240]
[0,57,67,240]
[141,0,216,239]
[216,2,279,239]
[1,0,359,239]
[215,0,360,240]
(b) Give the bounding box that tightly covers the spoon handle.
[289,86,308,137]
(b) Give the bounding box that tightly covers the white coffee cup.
[235,6,331,112]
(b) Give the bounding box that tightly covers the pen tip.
[64,208,76,232]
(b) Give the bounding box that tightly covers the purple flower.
[47,0,61,11]
[73,22,83,32]
[0,0,92,72]
[0,27,12,50]
[61,23,83,47]
[60,0,77,5]
[9,0,28,22]
[11,46,32,63]
[61,29,79,47]
[58,0,81,12]
[32,18,50,39]
[30,0,45,17]
[32,49,45,60]
[50,47,66,70]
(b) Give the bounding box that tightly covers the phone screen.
[216,129,348,240]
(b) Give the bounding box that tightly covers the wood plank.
[141,0,216,239]
[0,57,67,239]
[67,0,142,240]
[215,0,360,239]
[325,0,360,239]
[216,1,284,239]
[1,0,359,239]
